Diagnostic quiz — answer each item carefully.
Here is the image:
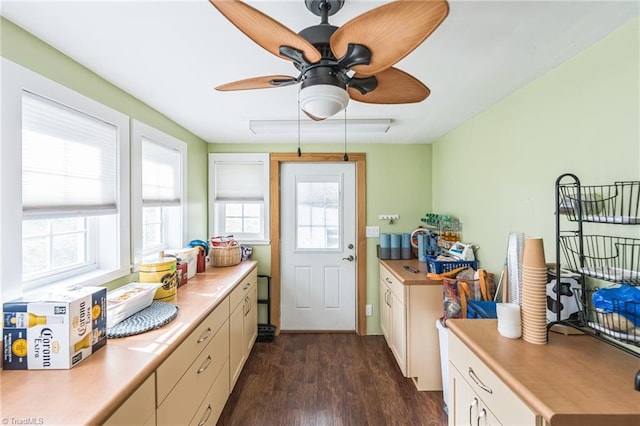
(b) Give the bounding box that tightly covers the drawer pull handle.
[468,397,477,426]
[477,408,486,426]
[385,277,392,284]
[468,367,493,394]
[197,404,212,426]
[197,355,212,373]
[197,327,212,343]
[243,283,250,290]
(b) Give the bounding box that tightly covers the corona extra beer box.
[2,286,107,369]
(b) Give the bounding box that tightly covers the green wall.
[1,17,210,289]
[432,17,640,277]
[209,143,432,333]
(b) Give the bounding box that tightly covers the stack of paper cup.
[507,232,524,305]
[520,237,548,345]
[497,303,521,339]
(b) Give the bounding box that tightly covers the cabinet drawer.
[157,318,230,426]
[189,358,230,426]
[104,373,155,426]
[380,264,405,304]
[449,332,537,425]
[229,269,257,309]
[157,299,229,405]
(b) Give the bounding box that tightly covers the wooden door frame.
[270,152,366,336]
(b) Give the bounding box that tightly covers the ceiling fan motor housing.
[297,22,350,119]
[297,24,338,63]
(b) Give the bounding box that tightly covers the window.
[1,58,130,298]
[209,153,270,244]
[131,120,187,265]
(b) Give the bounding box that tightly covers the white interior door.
[280,162,356,331]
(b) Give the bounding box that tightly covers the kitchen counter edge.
[379,259,441,285]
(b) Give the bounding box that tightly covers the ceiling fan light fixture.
[299,84,349,120]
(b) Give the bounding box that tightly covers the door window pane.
[296,181,340,249]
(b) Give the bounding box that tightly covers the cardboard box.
[2,286,107,369]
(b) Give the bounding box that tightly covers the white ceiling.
[1,1,638,145]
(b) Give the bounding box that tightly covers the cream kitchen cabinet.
[190,358,230,426]
[156,297,230,426]
[379,272,391,352]
[448,331,541,426]
[380,266,407,373]
[450,366,501,426]
[229,268,258,390]
[379,262,444,391]
[104,374,156,426]
[244,279,258,354]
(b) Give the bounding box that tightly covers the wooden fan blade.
[216,75,298,91]
[209,0,321,64]
[330,0,449,76]
[348,68,430,104]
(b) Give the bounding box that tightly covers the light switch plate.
[366,226,380,238]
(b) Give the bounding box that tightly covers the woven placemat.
[107,301,178,339]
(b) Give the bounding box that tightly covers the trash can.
[436,318,449,413]
[436,302,497,413]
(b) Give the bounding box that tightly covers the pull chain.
[343,108,349,161]
[297,88,302,157]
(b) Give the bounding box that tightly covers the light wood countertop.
[0,261,257,426]
[379,259,442,286]
[447,319,640,426]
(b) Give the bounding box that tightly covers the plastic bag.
[442,268,496,323]
[592,284,640,327]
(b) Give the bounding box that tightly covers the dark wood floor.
[217,333,448,426]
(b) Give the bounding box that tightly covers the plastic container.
[139,254,178,301]
[166,247,199,279]
[106,282,161,328]
[379,234,390,259]
[401,233,412,259]
[427,255,477,274]
[390,233,401,259]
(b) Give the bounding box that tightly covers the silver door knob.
[342,255,355,261]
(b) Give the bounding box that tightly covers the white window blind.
[215,162,264,201]
[22,91,118,217]
[142,136,181,206]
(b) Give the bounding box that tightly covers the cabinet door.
[243,282,258,355]
[104,374,155,426]
[449,332,538,425]
[389,290,407,376]
[229,301,245,390]
[449,366,500,426]
[379,280,391,343]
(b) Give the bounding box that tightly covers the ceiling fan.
[209,0,449,121]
